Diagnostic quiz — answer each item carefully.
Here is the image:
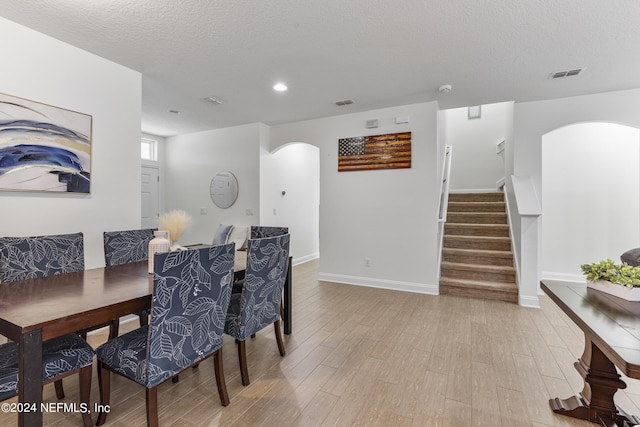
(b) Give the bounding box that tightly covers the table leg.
[284,256,292,335]
[18,329,43,427]
[549,337,640,426]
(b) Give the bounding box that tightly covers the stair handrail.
[436,145,453,278]
[438,145,453,222]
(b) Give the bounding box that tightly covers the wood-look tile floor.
[2,258,639,426]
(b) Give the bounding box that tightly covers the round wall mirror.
[210,171,238,209]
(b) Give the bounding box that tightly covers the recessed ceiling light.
[169,109,182,114]
[273,83,288,92]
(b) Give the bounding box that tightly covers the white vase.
[587,280,640,301]
[148,230,171,274]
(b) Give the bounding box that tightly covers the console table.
[541,280,640,426]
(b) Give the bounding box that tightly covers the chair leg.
[78,365,93,427]
[96,361,111,426]
[54,379,64,399]
[146,386,159,427]
[108,319,119,340]
[274,320,286,357]
[138,311,149,327]
[213,348,230,406]
[237,340,250,386]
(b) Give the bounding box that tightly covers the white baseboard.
[293,252,319,266]
[87,314,138,336]
[541,271,585,283]
[318,273,439,295]
[519,294,540,308]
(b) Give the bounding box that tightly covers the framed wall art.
[0,92,92,193]
[338,131,411,172]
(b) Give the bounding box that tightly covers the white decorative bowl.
[587,280,640,301]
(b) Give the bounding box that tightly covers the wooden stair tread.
[445,223,509,228]
[445,235,510,242]
[449,193,503,202]
[439,277,518,293]
[448,212,507,217]
[441,261,515,273]
[442,248,514,258]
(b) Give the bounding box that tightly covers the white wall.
[164,123,262,246]
[514,89,640,180]
[445,102,511,191]
[260,143,320,263]
[271,102,441,294]
[542,122,640,281]
[0,17,142,269]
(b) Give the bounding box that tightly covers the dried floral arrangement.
[159,209,192,245]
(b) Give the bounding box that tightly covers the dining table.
[0,249,292,426]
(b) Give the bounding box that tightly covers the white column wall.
[0,17,142,269]
[271,102,440,294]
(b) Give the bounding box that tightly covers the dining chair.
[0,232,97,400]
[225,234,290,386]
[0,232,85,283]
[249,225,288,239]
[103,228,156,266]
[103,228,157,331]
[0,334,95,427]
[240,226,290,318]
[95,244,235,427]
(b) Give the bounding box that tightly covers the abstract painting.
[0,93,92,193]
[338,131,411,172]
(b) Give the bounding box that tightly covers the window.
[141,137,157,161]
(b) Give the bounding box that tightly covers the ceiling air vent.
[550,68,585,79]
[335,99,355,106]
[203,96,225,105]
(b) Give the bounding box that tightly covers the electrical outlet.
[364,258,371,267]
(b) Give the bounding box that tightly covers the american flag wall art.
[338,132,411,172]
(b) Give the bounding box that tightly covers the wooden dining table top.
[0,250,248,343]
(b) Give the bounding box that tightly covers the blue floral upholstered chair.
[103,228,156,266]
[95,244,235,427]
[225,234,290,386]
[0,232,96,403]
[0,232,85,283]
[0,333,95,427]
[249,225,288,239]
[103,228,157,332]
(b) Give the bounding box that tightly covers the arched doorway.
[541,122,640,281]
[263,142,320,263]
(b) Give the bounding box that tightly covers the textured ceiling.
[1,0,639,136]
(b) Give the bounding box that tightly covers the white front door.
[141,166,160,229]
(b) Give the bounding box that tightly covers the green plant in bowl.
[580,259,640,288]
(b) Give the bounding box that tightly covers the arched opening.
[541,122,640,281]
[262,142,320,264]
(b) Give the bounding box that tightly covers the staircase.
[439,192,518,303]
